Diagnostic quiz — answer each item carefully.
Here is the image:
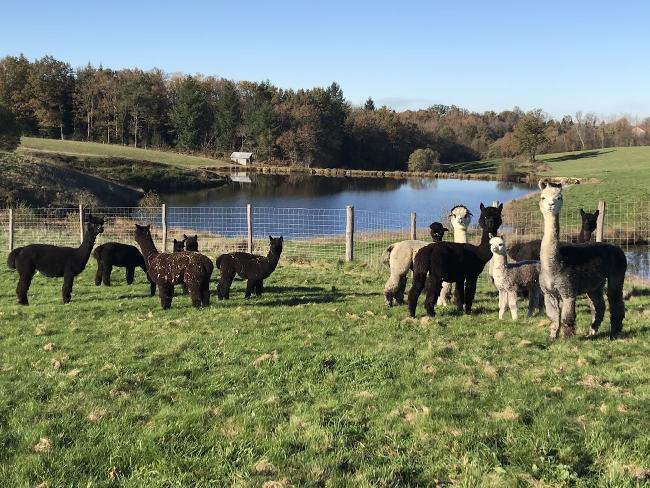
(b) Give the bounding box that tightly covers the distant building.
[632,126,647,137]
[230,151,253,166]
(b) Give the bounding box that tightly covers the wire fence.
[2,203,649,279]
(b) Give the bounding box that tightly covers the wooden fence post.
[8,208,14,251]
[161,204,168,252]
[346,205,354,262]
[410,212,417,240]
[596,200,606,242]
[247,204,254,253]
[79,203,84,244]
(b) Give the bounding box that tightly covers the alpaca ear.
[580,208,585,216]
[280,236,283,241]
[193,235,197,239]
[538,180,547,190]
[498,203,503,212]
[269,235,273,241]
[183,234,188,239]
[593,209,599,217]
[489,233,494,239]
[480,203,486,211]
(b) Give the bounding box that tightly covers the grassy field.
[19,137,231,169]
[1,255,650,486]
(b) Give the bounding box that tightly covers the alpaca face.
[449,205,472,231]
[478,203,503,235]
[580,209,599,232]
[184,234,198,251]
[135,223,153,242]
[173,238,185,252]
[429,222,449,242]
[269,235,283,254]
[538,180,563,216]
[85,213,105,236]
[489,236,507,256]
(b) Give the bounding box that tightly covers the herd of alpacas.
[6,180,627,339]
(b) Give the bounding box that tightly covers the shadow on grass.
[544,150,614,163]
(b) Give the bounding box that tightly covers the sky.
[2,0,649,118]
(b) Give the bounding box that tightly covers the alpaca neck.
[491,252,507,269]
[453,226,467,243]
[578,229,592,243]
[266,249,281,270]
[541,211,561,271]
[76,230,98,265]
[136,235,159,261]
[477,230,492,262]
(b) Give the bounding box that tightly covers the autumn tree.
[0,105,21,151]
[28,56,74,139]
[407,148,441,172]
[513,109,549,162]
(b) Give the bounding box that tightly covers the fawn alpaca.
[8,213,104,305]
[216,236,283,299]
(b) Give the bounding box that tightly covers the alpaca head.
[269,235,283,255]
[84,213,105,236]
[135,223,153,243]
[580,208,599,233]
[173,238,185,252]
[429,222,449,242]
[449,205,472,232]
[489,234,507,256]
[478,202,503,235]
[184,234,198,251]
[538,180,563,216]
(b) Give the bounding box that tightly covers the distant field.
[19,137,231,169]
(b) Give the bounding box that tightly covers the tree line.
[1,54,649,168]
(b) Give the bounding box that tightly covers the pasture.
[1,253,650,486]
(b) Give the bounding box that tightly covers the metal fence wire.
[2,203,649,279]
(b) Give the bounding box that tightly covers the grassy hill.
[20,137,231,169]
[0,256,649,485]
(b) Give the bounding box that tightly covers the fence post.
[8,208,14,252]
[410,212,417,240]
[596,200,606,242]
[247,204,254,253]
[79,203,84,244]
[161,204,167,252]
[346,205,354,261]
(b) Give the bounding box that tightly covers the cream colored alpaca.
[437,205,471,306]
[489,236,543,320]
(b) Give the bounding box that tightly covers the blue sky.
[2,0,649,118]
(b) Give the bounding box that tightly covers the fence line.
[2,202,649,277]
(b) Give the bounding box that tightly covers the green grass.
[19,137,230,169]
[1,256,650,486]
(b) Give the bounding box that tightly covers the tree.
[513,109,549,162]
[364,97,375,111]
[0,54,37,133]
[407,148,441,172]
[169,75,210,150]
[0,105,21,151]
[74,63,99,141]
[28,56,74,139]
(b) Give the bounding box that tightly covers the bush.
[0,105,21,152]
[407,148,441,172]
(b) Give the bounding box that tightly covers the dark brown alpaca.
[134,224,213,309]
[408,203,503,317]
[508,208,599,261]
[216,236,283,299]
[184,234,198,251]
[93,242,156,295]
[7,213,104,305]
[173,238,185,252]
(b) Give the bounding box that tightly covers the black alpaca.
[408,203,503,317]
[93,242,156,296]
[184,234,198,251]
[509,208,599,261]
[173,238,185,252]
[134,224,213,309]
[216,236,283,299]
[7,213,105,305]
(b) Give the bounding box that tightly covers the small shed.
[230,151,253,166]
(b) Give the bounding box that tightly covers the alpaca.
[216,236,283,299]
[93,242,156,296]
[173,238,185,252]
[184,234,198,251]
[408,203,503,317]
[508,207,599,262]
[134,224,213,309]
[438,205,472,306]
[537,181,626,339]
[7,213,105,305]
[489,235,543,320]
[381,222,449,306]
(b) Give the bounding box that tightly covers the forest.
[1,54,648,170]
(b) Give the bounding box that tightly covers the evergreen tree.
[170,75,210,150]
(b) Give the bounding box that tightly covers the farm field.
[1,255,649,486]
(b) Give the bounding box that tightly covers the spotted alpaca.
[93,242,156,296]
[216,236,283,299]
[134,224,213,309]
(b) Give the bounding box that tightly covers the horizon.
[2,0,649,119]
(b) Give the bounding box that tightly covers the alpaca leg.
[454,281,465,312]
[201,276,211,306]
[245,279,256,299]
[95,260,103,286]
[537,290,545,315]
[586,288,606,337]
[464,278,477,314]
[143,267,156,296]
[498,290,506,320]
[424,276,443,317]
[126,266,135,285]
[102,264,112,286]
[560,296,576,337]
[384,271,401,307]
[16,266,36,305]
[408,271,428,318]
[607,277,625,339]
[545,294,561,339]
[508,291,518,321]
[187,283,202,308]
[159,283,174,309]
[395,275,408,305]
[527,286,537,317]
[438,282,451,307]
[255,280,264,297]
[217,269,236,300]
[62,272,74,304]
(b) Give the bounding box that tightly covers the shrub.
[0,105,21,152]
[407,148,441,172]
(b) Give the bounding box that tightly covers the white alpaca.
[382,222,448,306]
[489,235,543,320]
[437,205,471,306]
